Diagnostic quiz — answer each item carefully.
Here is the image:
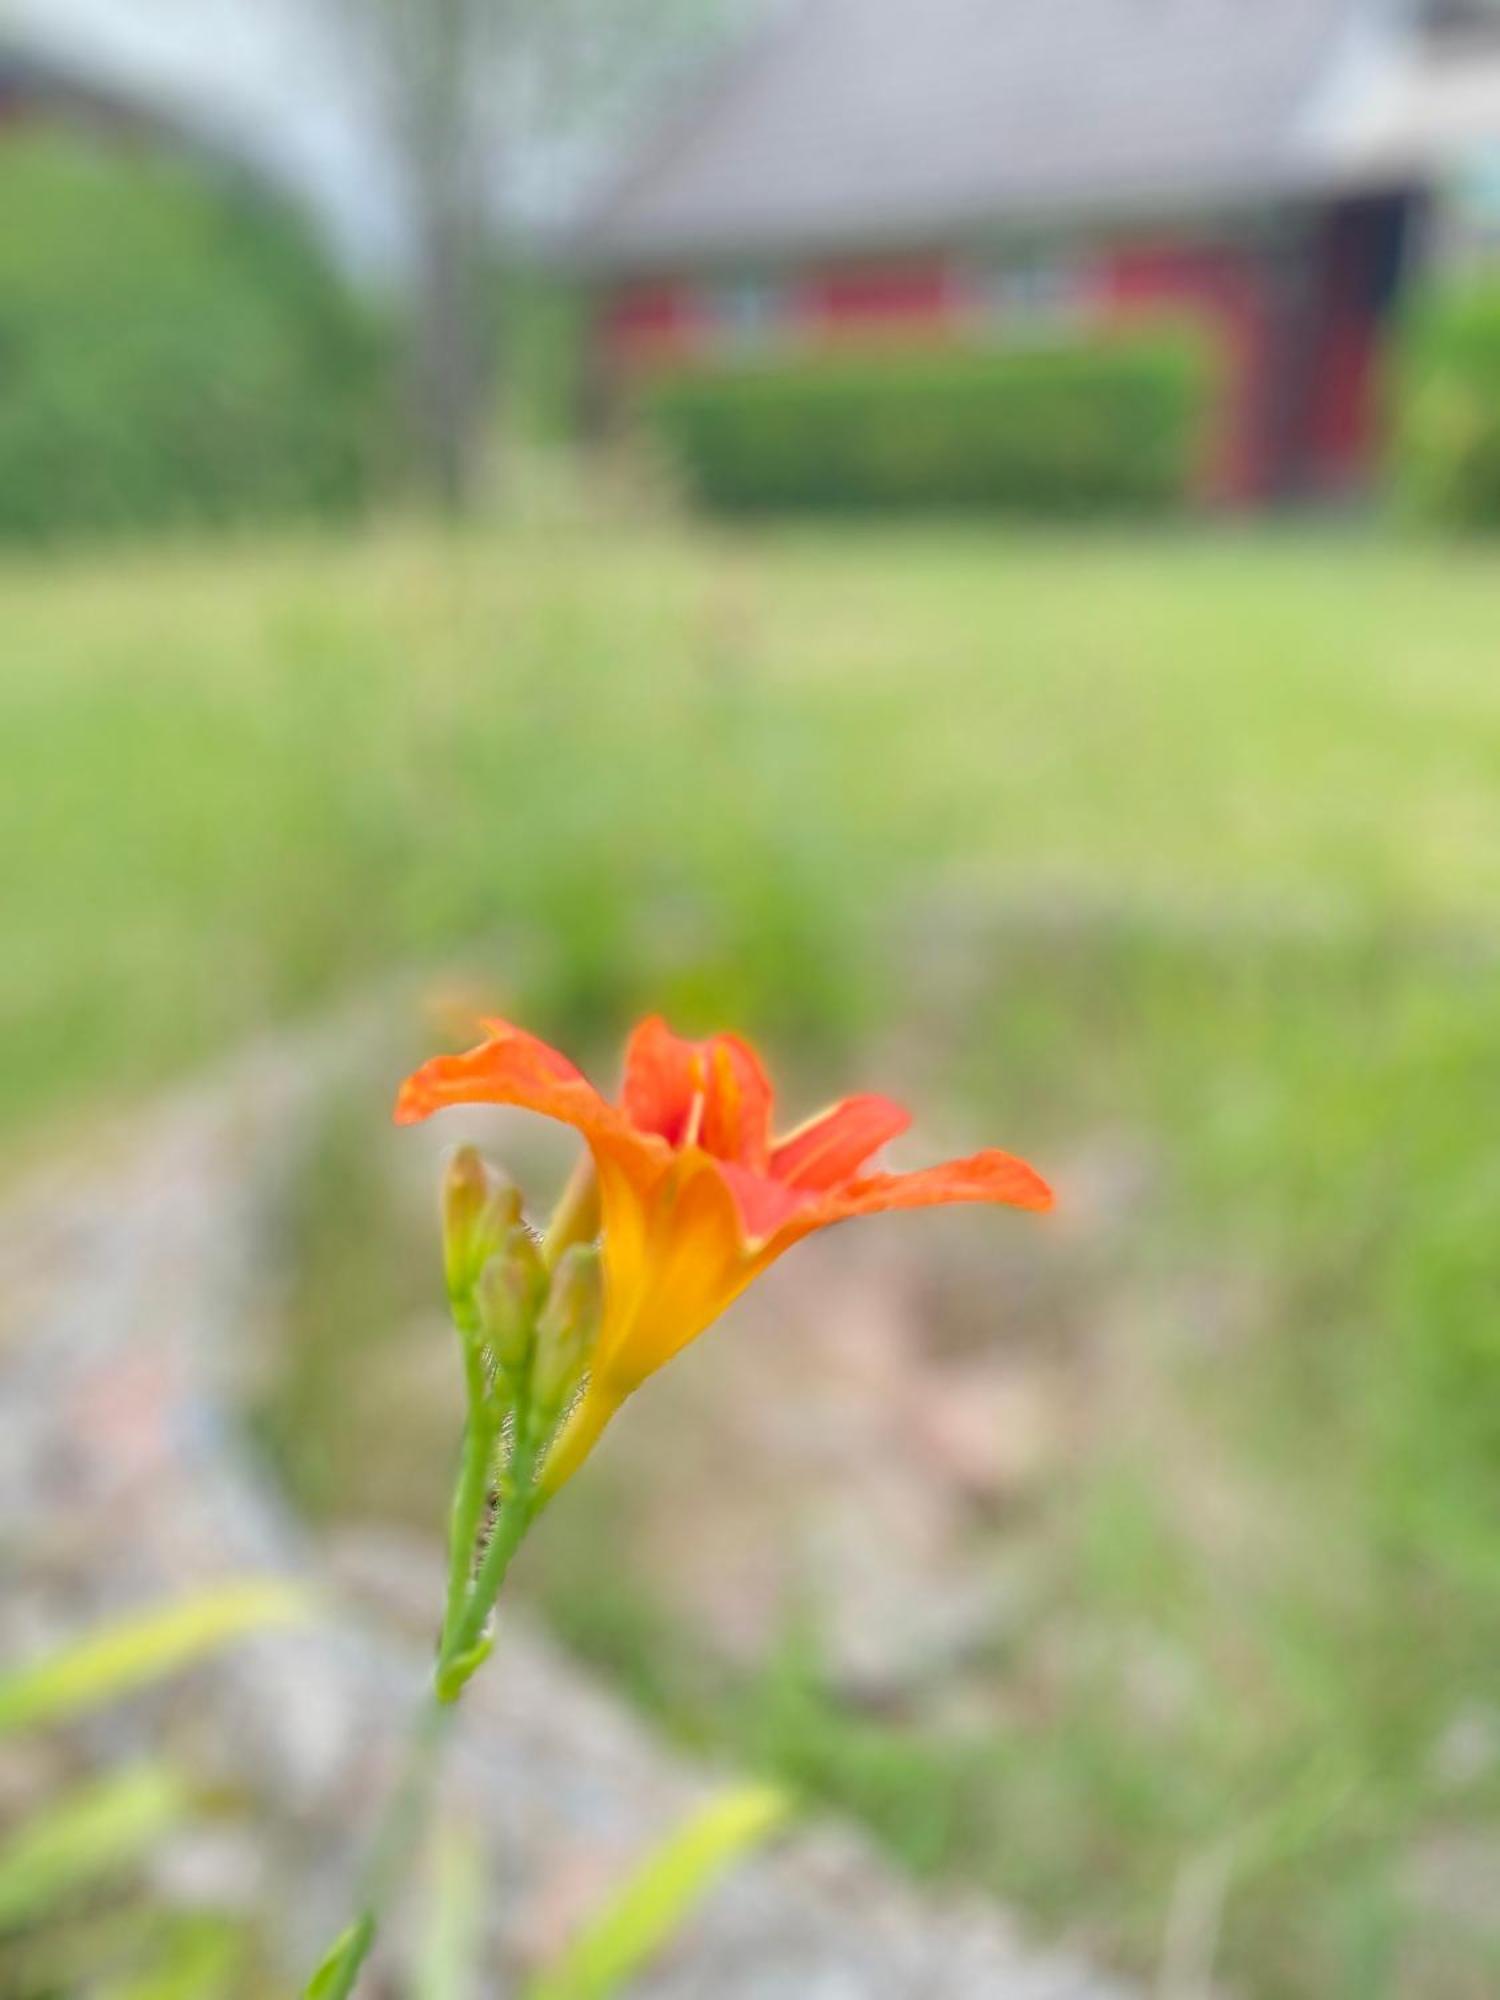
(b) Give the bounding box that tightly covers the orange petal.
[699,1034,774,1169]
[620,1016,775,1167]
[620,1015,704,1147]
[538,1379,621,1496]
[595,1151,760,1390]
[544,1153,785,1492]
[715,1160,821,1244]
[594,1142,1051,1397]
[770,1093,912,1191]
[589,1144,659,1351]
[395,1018,666,1191]
[813,1149,1055,1226]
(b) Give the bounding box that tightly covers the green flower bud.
[442,1146,523,1312]
[543,1157,601,1268]
[476,1226,547,1377]
[533,1244,603,1417]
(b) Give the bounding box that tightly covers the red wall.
[605,278,707,362]
[600,255,963,359]
[602,234,1280,506]
[801,258,959,332]
[1103,243,1275,503]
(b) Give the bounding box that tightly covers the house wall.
[599,224,1363,508]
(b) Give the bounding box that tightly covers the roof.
[0,39,161,129]
[583,0,1390,269]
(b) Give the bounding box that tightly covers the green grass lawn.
[6,519,1500,1150]
[7,519,1500,1998]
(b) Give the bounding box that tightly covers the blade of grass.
[413,1816,485,2000]
[0,1580,310,1739]
[96,1913,249,2000]
[525,1785,790,2000]
[0,1764,188,1930]
[1,1906,164,1997]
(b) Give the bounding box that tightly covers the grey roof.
[0,39,157,126]
[584,0,1386,268]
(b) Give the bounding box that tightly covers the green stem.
[304,1696,453,1997]
[302,1393,542,1994]
[440,1351,495,1654]
[438,1430,539,1688]
[360,1696,453,1918]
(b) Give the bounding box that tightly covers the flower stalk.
[302,1165,595,1996]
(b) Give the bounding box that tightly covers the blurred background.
[3,1,1500,1995]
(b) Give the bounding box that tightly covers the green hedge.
[1393,281,1500,529]
[0,132,390,542]
[639,332,1210,515]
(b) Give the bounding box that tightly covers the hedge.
[638,331,1210,515]
[0,131,391,542]
[1393,281,1500,530]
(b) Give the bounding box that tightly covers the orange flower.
[396,1016,1052,1491]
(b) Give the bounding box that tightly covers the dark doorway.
[1288,190,1423,501]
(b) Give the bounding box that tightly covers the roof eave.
[574,153,1392,277]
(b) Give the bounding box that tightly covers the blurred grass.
[5,518,1500,1151]
[0,1586,304,1997]
[7,518,1500,1998]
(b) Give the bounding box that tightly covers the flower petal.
[699,1035,775,1169]
[715,1160,821,1244]
[589,1144,659,1354]
[620,1016,775,1167]
[595,1151,759,1390]
[620,1015,705,1147]
[395,1018,666,1189]
[813,1148,1055,1224]
[542,1151,770,1495]
[770,1093,912,1192]
[538,1379,620,1496]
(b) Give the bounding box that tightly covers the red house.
[581,0,1500,506]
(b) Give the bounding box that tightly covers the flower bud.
[442,1147,523,1310]
[533,1244,603,1417]
[476,1226,547,1378]
[543,1156,601,1268]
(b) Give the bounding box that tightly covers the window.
[972,252,1091,333]
[701,275,788,351]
